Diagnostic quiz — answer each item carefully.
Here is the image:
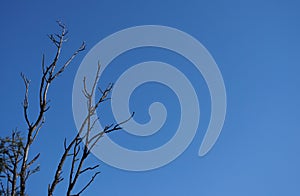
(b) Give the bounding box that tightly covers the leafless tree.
[0,21,132,196]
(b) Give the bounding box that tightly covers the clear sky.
[1,0,300,195]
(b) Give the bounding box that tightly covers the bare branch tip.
[79,41,86,51]
[56,20,66,30]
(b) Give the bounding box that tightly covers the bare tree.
[0,21,132,195]
[0,21,81,195]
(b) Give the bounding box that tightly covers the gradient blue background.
[0,0,299,195]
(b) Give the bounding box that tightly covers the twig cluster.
[0,131,24,196]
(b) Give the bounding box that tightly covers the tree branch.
[19,21,85,196]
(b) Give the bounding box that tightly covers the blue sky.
[1,0,300,195]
